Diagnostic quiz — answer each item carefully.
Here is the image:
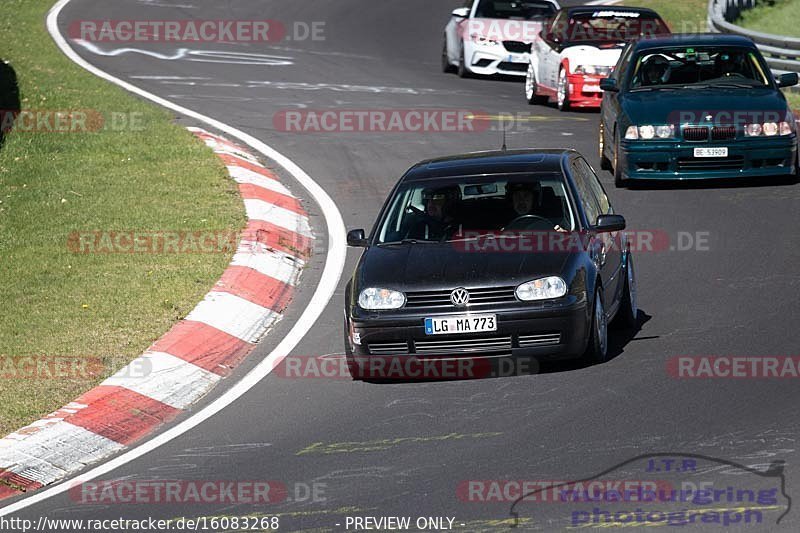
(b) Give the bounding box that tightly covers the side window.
[577,158,611,215]
[571,160,601,226]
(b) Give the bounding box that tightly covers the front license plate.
[694,147,728,158]
[424,314,497,335]
[583,84,601,92]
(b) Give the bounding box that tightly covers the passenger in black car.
[405,185,461,240]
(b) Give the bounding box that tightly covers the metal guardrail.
[708,0,800,75]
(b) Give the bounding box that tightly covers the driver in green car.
[506,182,567,232]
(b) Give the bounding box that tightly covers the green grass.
[619,0,708,34]
[736,0,800,38]
[0,0,245,435]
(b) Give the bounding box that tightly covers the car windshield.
[552,11,669,43]
[374,173,577,244]
[474,0,557,20]
[629,46,770,90]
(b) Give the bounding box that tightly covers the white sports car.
[525,6,669,110]
[443,0,560,78]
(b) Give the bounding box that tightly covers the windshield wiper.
[376,238,437,246]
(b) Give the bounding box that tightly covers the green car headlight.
[625,124,675,140]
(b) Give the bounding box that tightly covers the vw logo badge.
[450,287,470,306]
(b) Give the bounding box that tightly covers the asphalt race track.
[6,0,800,531]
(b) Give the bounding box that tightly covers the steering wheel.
[502,214,554,231]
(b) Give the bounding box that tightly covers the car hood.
[622,87,790,125]
[355,241,574,291]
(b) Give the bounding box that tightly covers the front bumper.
[566,73,605,108]
[465,42,529,76]
[347,294,589,367]
[619,136,797,180]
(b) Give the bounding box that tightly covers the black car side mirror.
[599,78,618,92]
[777,72,798,88]
[594,214,626,233]
[347,228,368,247]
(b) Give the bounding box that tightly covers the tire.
[583,288,608,364]
[557,67,570,111]
[457,47,470,78]
[525,63,546,105]
[612,252,638,329]
[441,37,455,73]
[613,128,626,187]
[599,122,612,171]
[343,319,362,380]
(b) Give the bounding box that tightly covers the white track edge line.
[0,0,346,515]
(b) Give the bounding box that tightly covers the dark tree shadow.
[0,59,20,150]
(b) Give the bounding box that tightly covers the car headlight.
[358,288,405,310]
[625,124,675,140]
[515,277,567,301]
[470,34,500,46]
[744,121,793,137]
[573,65,612,76]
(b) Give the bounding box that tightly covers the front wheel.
[457,47,470,78]
[612,253,638,329]
[583,289,608,364]
[557,68,570,111]
[613,128,626,187]
[441,37,455,73]
[599,122,612,171]
[525,64,546,105]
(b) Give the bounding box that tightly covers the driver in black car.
[405,185,461,240]
[506,182,566,232]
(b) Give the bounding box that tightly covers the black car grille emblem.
[450,288,470,306]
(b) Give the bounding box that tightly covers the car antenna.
[501,124,507,151]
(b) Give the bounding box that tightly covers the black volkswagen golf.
[343,149,637,379]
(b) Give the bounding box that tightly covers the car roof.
[560,6,661,17]
[631,33,757,50]
[401,149,574,182]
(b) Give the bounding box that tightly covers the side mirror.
[451,7,469,18]
[599,77,618,92]
[594,214,626,233]
[347,228,368,247]
[777,72,798,88]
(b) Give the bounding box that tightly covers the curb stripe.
[0,128,311,500]
[0,424,124,486]
[148,321,253,376]
[241,220,313,259]
[244,198,314,238]
[184,291,281,343]
[231,240,304,285]
[228,165,292,196]
[239,183,305,214]
[67,387,181,446]
[215,265,295,313]
[102,352,221,410]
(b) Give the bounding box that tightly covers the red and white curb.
[0,128,313,500]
